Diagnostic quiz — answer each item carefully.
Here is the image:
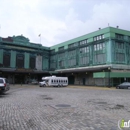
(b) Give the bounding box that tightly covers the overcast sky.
[0,0,130,47]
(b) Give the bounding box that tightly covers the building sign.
[36,55,42,70]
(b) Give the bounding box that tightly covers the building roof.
[50,26,130,51]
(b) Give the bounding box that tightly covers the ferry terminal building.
[0,26,130,87]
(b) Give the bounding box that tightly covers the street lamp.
[108,67,111,87]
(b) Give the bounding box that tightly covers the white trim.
[55,64,130,72]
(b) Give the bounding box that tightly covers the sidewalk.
[67,85,116,90]
[10,84,116,90]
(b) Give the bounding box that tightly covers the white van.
[39,76,68,87]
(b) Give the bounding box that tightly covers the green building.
[0,35,49,84]
[0,26,130,86]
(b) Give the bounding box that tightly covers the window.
[94,45,96,51]
[115,42,124,49]
[59,60,64,68]
[94,53,105,64]
[29,56,35,69]
[68,50,76,58]
[115,33,124,40]
[16,54,24,68]
[68,59,76,67]
[79,46,89,54]
[128,36,130,41]
[3,53,10,67]
[79,39,88,45]
[93,34,104,41]
[97,44,99,50]
[50,49,55,54]
[50,55,56,61]
[50,62,56,69]
[94,43,105,51]
[68,42,78,48]
[58,46,64,51]
[116,53,125,62]
[79,56,89,65]
[58,53,64,59]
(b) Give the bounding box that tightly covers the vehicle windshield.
[42,79,47,82]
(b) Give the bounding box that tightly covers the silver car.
[0,77,10,93]
[116,82,130,89]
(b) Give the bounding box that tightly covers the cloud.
[53,0,130,46]
[0,0,130,47]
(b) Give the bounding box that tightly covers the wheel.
[39,84,42,87]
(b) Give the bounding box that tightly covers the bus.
[39,76,68,87]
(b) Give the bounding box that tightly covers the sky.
[0,0,130,47]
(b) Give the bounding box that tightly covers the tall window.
[93,42,106,64]
[80,46,89,53]
[94,53,105,64]
[115,42,124,49]
[16,54,24,68]
[79,39,88,45]
[50,55,57,70]
[58,46,64,51]
[79,56,89,66]
[58,53,64,59]
[115,33,124,40]
[93,34,104,41]
[68,59,76,67]
[3,53,10,67]
[115,53,125,63]
[128,36,130,41]
[94,42,105,51]
[68,42,78,48]
[50,49,55,54]
[68,50,76,58]
[29,57,35,69]
[50,62,56,69]
[59,60,64,68]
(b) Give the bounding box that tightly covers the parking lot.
[0,85,130,130]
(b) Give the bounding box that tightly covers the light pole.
[39,34,41,44]
[108,67,111,87]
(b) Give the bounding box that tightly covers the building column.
[10,50,16,68]
[0,49,3,64]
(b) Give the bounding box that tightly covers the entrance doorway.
[68,75,75,85]
[14,74,25,84]
[83,78,86,85]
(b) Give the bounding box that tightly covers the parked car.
[29,79,38,85]
[116,82,130,89]
[0,77,10,93]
